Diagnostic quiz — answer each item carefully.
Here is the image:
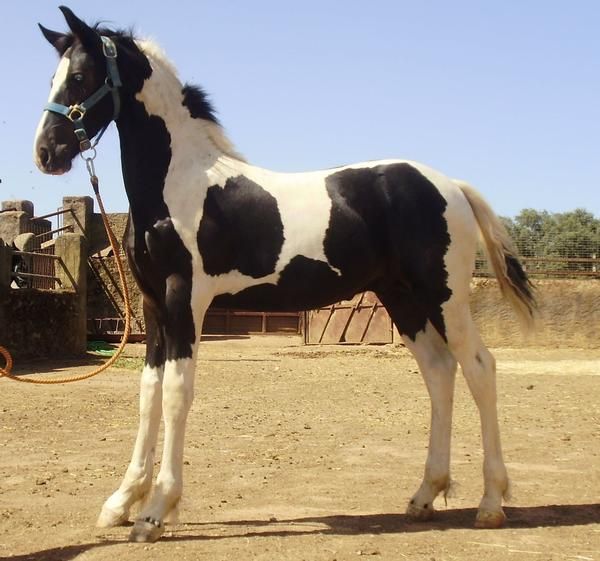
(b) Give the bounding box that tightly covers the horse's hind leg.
[379,285,508,527]
[376,291,458,520]
[97,302,164,527]
[445,308,510,528]
[402,323,458,520]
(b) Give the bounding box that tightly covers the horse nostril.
[38,146,50,167]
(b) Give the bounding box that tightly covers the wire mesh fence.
[475,209,600,278]
[475,235,600,278]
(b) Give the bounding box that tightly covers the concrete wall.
[471,278,600,349]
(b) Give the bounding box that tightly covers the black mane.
[181,84,219,125]
[66,24,220,125]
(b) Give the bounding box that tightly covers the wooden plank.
[304,291,394,345]
[321,306,353,344]
[364,306,394,344]
[308,307,334,344]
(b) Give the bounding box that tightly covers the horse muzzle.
[35,141,74,175]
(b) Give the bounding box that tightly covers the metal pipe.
[34,225,74,238]
[13,251,61,260]
[33,208,73,221]
[10,272,62,285]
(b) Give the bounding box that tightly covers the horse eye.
[71,73,85,83]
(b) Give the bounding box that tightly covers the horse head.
[34,6,151,175]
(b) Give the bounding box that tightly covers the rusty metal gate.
[303,291,394,344]
[203,309,301,335]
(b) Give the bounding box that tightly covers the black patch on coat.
[114,40,196,363]
[323,163,452,341]
[212,255,360,312]
[198,176,284,278]
[210,163,452,336]
[182,84,219,124]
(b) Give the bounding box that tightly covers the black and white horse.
[34,7,535,543]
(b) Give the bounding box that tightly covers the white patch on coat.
[135,40,344,298]
[207,159,344,287]
[133,40,476,306]
[33,52,71,164]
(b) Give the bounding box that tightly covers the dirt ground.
[1,335,599,561]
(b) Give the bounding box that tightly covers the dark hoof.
[129,517,164,543]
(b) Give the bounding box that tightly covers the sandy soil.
[1,336,599,561]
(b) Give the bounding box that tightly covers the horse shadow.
[5,354,109,377]
[5,503,600,561]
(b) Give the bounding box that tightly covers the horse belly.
[211,253,376,312]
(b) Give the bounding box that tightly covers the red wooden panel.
[304,291,393,345]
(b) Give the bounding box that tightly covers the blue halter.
[45,36,122,153]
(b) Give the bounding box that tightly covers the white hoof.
[406,499,435,521]
[475,508,506,529]
[96,504,129,528]
[129,517,164,543]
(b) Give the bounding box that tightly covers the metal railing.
[11,250,78,290]
[9,206,78,290]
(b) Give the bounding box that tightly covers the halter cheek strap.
[45,36,122,153]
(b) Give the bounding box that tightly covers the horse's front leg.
[129,278,208,543]
[97,302,165,527]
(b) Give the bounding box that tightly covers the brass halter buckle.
[67,104,86,123]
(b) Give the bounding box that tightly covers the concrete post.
[0,211,30,245]
[55,233,86,291]
[2,200,34,216]
[63,196,94,237]
[0,240,11,290]
[55,233,87,353]
[0,200,34,245]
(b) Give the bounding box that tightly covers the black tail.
[456,181,536,329]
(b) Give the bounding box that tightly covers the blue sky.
[1,1,599,218]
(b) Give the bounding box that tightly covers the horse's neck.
[115,47,244,223]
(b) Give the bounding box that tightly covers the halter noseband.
[45,36,122,153]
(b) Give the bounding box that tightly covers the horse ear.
[38,24,71,55]
[58,5,102,53]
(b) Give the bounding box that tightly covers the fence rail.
[34,225,73,239]
[475,255,600,279]
[7,206,78,289]
[12,250,78,290]
[33,207,74,221]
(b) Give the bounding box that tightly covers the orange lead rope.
[0,169,132,385]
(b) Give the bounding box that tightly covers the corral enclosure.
[1,196,599,355]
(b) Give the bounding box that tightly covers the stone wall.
[0,199,88,359]
[0,232,86,359]
[0,287,81,359]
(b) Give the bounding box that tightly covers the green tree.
[501,208,600,274]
